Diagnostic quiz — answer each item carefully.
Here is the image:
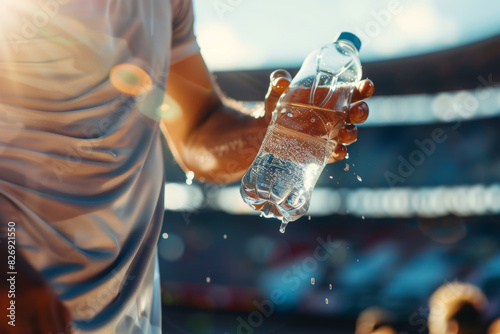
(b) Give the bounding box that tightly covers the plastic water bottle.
[240,32,363,233]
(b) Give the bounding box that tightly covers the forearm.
[169,102,269,183]
[162,52,273,183]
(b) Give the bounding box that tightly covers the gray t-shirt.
[0,0,199,332]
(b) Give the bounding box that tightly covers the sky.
[193,0,500,71]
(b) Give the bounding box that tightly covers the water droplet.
[287,112,293,117]
[279,220,288,233]
[162,233,169,239]
[311,118,316,123]
[325,298,329,305]
[223,234,227,239]
[186,171,195,185]
[345,153,349,159]
[329,284,332,290]
[206,277,211,283]
[311,278,315,285]
[357,175,363,182]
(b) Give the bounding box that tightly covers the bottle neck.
[336,40,359,56]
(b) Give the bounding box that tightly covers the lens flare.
[110,63,153,96]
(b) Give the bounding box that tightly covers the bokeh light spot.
[158,233,185,262]
[159,95,183,122]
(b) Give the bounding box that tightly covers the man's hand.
[263,69,374,164]
[162,53,373,183]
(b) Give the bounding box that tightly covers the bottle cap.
[335,32,361,51]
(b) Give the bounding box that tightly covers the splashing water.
[279,220,288,233]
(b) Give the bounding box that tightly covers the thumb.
[264,70,292,117]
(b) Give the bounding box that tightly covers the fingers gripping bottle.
[240,32,363,233]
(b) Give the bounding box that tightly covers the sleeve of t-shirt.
[170,0,200,64]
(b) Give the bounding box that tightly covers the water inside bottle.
[240,109,331,227]
[241,149,324,223]
[241,85,350,232]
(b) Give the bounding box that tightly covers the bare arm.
[161,53,270,183]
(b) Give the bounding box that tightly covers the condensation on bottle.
[240,32,363,231]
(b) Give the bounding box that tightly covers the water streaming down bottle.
[240,32,363,233]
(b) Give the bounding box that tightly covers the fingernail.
[360,79,375,96]
[272,77,289,91]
